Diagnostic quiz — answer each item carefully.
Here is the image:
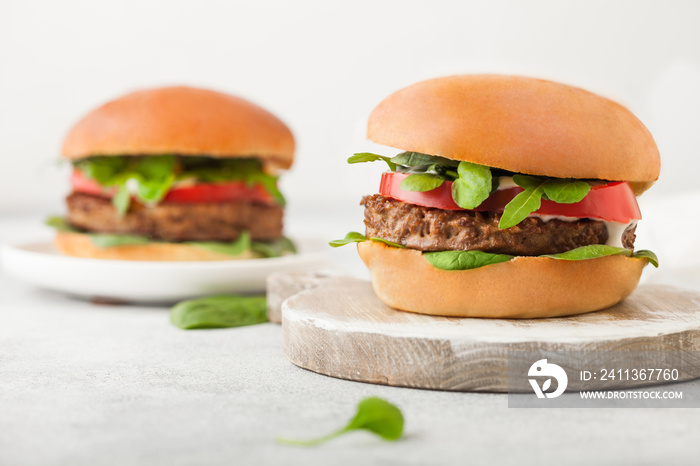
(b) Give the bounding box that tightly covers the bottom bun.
[357,241,647,318]
[54,231,258,261]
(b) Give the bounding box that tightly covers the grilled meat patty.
[362,194,635,256]
[67,192,283,242]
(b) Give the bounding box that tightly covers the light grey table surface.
[2,213,700,466]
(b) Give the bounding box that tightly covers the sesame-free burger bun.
[62,86,294,171]
[357,241,646,318]
[54,231,259,262]
[368,75,660,194]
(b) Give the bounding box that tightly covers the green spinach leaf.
[369,237,405,248]
[542,179,590,204]
[329,232,405,248]
[179,158,286,206]
[190,232,251,256]
[329,231,367,247]
[499,176,548,229]
[543,245,659,267]
[74,156,128,185]
[45,216,80,232]
[89,233,152,248]
[277,397,404,446]
[631,250,660,268]
[132,155,177,205]
[423,250,513,270]
[250,237,298,257]
[74,155,285,215]
[45,217,295,258]
[400,173,444,192]
[511,174,543,190]
[112,185,131,216]
[451,161,492,209]
[347,153,397,171]
[499,175,592,229]
[391,151,459,168]
[170,295,267,330]
[192,234,297,258]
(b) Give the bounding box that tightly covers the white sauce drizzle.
[602,219,637,248]
[531,215,636,248]
[125,178,139,194]
[495,176,518,190]
[529,213,580,222]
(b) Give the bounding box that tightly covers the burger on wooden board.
[332,75,660,318]
[48,86,296,261]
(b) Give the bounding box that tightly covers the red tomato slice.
[71,170,274,204]
[70,170,116,197]
[378,172,641,222]
[162,182,273,203]
[379,172,460,210]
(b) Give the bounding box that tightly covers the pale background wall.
[1,0,699,218]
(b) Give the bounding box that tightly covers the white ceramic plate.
[1,238,330,303]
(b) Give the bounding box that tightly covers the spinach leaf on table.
[170,295,268,330]
[277,397,404,446]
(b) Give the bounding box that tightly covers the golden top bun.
[368,75,659,194]
[62,86,294,171]
[357,241,647,318]
[54,231,259,262]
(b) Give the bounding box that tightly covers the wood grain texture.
[281,276,700,392]
[266,270,338,323]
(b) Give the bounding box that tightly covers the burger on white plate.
[332,74,659,318]
[48,86,296,261]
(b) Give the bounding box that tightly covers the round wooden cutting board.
[280,274,700,392]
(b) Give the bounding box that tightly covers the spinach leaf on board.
[170,295,268,330]
[277,397,404,446]
[423,250,513,270]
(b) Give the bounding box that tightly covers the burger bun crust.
[62,86,294,171]
[357,241,647,318]
[368,75,659,194]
